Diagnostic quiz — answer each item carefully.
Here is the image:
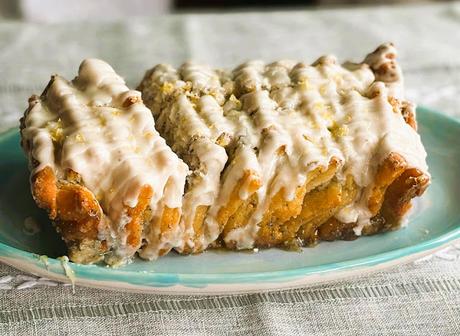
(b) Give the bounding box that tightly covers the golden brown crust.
[125,185,153,249]
[24,123,429,263]
[254,158,342,248]
[30,166,161,264]
[317,218,358,242]
[388,96,417,130]
[221,155,425,251]
[367,152,407,216]
[365,42,400,83]
[122,95,142,108]
[31,167,58,219]
[157,206,181,257]
[217,170,261,235]
[296,175,357,246]
[180,205,208,254]
[31,168,109,263]
[381,168,430,220]
[222,194,258,249]
[401,101,417,130]
[313,166,430,244]
[254,184,308,247]
[241,153,429,250]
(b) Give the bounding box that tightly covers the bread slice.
[20,59,188,265]
[139,43,430,252]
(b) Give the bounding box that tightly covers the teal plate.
[0,106,459,294]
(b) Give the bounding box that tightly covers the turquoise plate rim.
[0,106,459,287]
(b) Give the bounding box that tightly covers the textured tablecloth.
[1,2,460,335]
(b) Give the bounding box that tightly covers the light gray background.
[0,2,459,335]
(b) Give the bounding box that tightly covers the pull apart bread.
[21,43,430,265]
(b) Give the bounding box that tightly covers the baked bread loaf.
[21,43,430,265]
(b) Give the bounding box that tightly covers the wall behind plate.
[0,0,172,22]
[0,0,450,22]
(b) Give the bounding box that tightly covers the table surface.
[1,2,460,335]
